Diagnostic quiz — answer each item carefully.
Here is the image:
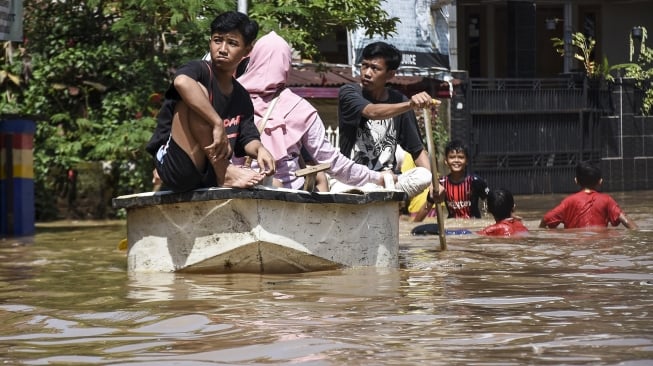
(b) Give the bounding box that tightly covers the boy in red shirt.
[478,188,528,237]
[539,161,637,229]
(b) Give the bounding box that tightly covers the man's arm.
[174,75,231,161]
[361,91,436,120]
[243,140,276,175]
[174,75,223,129]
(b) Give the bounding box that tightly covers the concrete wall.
[600,79,653,191]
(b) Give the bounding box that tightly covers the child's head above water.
[487,188,514,221]
[444,140,468,158]
[575,161,602,189]
[444,140,469,177]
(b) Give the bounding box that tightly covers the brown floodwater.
[0,191,651,365]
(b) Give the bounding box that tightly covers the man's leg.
[170,83,266,188]
[170,99,218,182]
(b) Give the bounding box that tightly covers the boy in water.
[478,188,528,236]
[438,140,489,218]
[539,161,638,229]
[146,11,275,192]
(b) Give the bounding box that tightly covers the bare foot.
[223,165,266,188]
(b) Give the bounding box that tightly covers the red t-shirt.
[478,218,529,237]
[541,190,623,228]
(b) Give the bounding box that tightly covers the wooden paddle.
[422,102,447,250]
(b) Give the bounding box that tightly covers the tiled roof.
[288,64,357,87]
[288,63,453,99]
[288,63,439,87]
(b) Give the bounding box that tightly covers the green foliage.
[551,32,637,81]
[552,29,651,115]
[552,32,600,78]
[624,26,653,115]
[21,0,174,219]
[0,42,26,114]
[249,0,397,59]
[12,0,398,219]
[417,105,449,161]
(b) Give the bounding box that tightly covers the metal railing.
[468,77,589,113]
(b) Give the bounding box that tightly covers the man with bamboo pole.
[338,41,447,248]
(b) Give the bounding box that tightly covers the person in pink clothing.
[539,161,638,230]
[478,188,528,237]
[234,31,394,191]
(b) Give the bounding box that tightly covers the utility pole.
[238,0,247,14]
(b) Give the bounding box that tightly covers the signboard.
[350,0,451,73]
[0,0,23,42]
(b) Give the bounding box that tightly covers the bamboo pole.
[422,103,447,250]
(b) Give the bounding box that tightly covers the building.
[289,0,653,193]
[454,0,653,78]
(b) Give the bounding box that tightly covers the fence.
[453,76,603,194]
[322,77,649,193]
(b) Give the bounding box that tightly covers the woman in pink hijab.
[236,31,391,190]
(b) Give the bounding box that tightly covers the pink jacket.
[236,31,381,189]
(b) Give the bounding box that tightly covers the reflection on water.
[1,192,652,364]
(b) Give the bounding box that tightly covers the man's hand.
[432,183,446,203]
[204,124,232,163]
[378,171,397,188]
[255,146,276,175]
[409,92,440,109]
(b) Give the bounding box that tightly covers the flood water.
[1,191,652,365]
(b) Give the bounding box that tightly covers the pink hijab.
[237,31,315,160]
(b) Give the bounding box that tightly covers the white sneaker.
[396,167,431,198]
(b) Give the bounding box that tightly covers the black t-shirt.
[338,83,425,171]
[146,60,259,158]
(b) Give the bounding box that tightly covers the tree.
[10,0,398,219]
[249,0,398,59]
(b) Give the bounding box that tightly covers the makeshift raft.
[112,187,405,274]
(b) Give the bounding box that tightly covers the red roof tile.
[288,64,358,87]
[288,64,453,99]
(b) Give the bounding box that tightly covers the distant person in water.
[478,188,528,236]
[539,161,638,229]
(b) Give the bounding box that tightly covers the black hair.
[575,161,602,188]
[487,188,514,221]
[210,11,259,45]
[360,41,402,70]
[444,140,468,157]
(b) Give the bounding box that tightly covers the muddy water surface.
[0,191,651,365]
